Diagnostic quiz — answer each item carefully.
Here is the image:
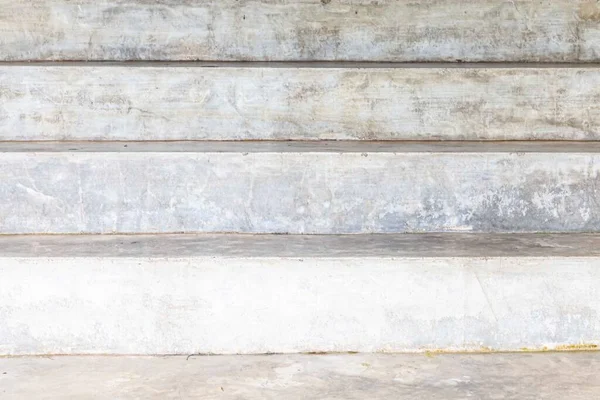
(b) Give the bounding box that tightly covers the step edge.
[2,140,600,153]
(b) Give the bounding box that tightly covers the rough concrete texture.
[1,0,599,61]
[2,141,600,234]
[1,353,600,399]
[1,233,600,355]
[3,66,600,140]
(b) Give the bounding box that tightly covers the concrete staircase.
[1,0,600,398]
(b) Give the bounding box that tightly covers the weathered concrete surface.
[2,66,600,140]
[1,233,600,355]
[1,0,599,62]
[1,354,600,400]
[2,141,600,234]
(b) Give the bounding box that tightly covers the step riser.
[2,256,598,355]
[1,150,600,234]
[2,67,600,141]
[1,0,596,61]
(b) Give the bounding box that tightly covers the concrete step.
[2,65,600,141]
[2,141,600,234]
[1,0,597,62]
[1,353,599,399]
[1,233,599,355]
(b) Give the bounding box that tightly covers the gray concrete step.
[2,141,600,234]
[1,353,599,399]
[2,65,600,141]
[1,233,599,355]
[1,0,597,62]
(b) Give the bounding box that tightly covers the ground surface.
[1,352,599,399]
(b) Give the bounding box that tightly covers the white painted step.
[2,65,600,141]
[1,233,600,355]
[2,141,600,234]
[1,353,599,399]
[1,0,598,62]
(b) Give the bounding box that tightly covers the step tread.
[2,233,600,258]
[3,141,600,153]
[1,354,599,399]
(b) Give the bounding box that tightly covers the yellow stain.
[555,344,598,351]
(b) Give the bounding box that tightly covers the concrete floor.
[1,352,599,399]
